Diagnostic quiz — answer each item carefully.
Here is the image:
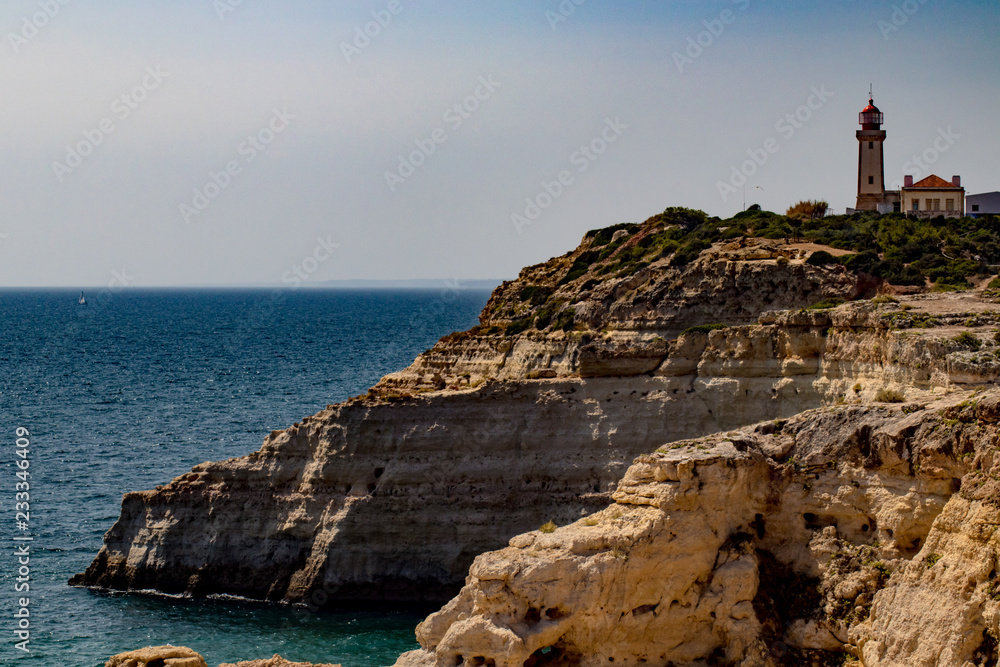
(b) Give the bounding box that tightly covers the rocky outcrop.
[376,234,867,394]
[106,646,207,667]
[219,656,341,667]
[104,648,340,667]
[396,391,1000,667]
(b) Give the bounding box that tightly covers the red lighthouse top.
[859,98,883,129]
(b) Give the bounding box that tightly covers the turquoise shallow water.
[0,287,492,666]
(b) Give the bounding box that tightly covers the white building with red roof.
[901,174,965,218]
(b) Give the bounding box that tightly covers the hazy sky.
[2,0,998,287]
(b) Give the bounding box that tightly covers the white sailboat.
[78,291,87,306]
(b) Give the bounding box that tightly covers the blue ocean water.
[0,287,493,667]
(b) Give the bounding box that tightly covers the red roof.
[861,100,880,113]
[905,175,962,189]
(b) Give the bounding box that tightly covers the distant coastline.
[310,279,503,290]
[0,279,505,291]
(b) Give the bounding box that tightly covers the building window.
[973,204,980,212]
[912,200,919,211]
[869,141,874,149]
[926,199,932,210]
[946,199,954,210]
[868,176,874,185]
[933,199,941,211]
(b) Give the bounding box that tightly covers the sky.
[1,0,998,287]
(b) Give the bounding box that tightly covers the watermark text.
[511,117,627,234]
[12,427,33,653]
[180,108,295,224]
[716,84,832,202]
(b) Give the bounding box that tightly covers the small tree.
[786,200,829,222]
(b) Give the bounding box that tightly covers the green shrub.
[806,250,837,266]
[953,331,982,350]
[539,521,557,534]
[558,251,603,285]
[807,298,846,310]
[671,238,710,267]
[585,223,639,246]
[839,251,881,274]
[990,277,1000,289]
[871,295,899,305]
[505,319,531,336]
[932,281,969,292]
[875,388,905,403]
[615,261,650,278]
[682,323,728,336]
[518,285,553,305]
[552,308,576,332]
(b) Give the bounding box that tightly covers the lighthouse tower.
[856,94,887,211]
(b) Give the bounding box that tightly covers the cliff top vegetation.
[478,206,1000,336]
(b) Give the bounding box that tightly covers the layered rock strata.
[397,391,1000,667]
[73,291,1000,606]
[74,220,1000,607]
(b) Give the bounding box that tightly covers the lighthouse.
[855,95,887,211]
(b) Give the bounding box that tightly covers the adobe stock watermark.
[219,234,340,357]
[341,0,404,63]
[878,0,929,39]
[7,0,70,54]
[546,0,587,30]
[281,235,341,288]
[716,84,832,202]
[179,108,295,224]
[214,0,247,20]
[672,0,750,74]
[384,75,501,192]
[12,426,33,654]
[888,126,960,189]
[52,66,169,183]
[511,117,628,234]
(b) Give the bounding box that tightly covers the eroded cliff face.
[72,211,1000,612]
[72,282,1000,608]
[75,232,871,604]
[375,236,867,395]
[396,391,1000,667]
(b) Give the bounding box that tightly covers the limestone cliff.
[73,284,1000,609]
[396,390,1000,667]
[73,209,1000,612]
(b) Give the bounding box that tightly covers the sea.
[0,286,495,667]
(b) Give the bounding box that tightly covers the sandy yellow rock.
[105,646,206,667]
[397,392,1000,666]
[218,655,341,667]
